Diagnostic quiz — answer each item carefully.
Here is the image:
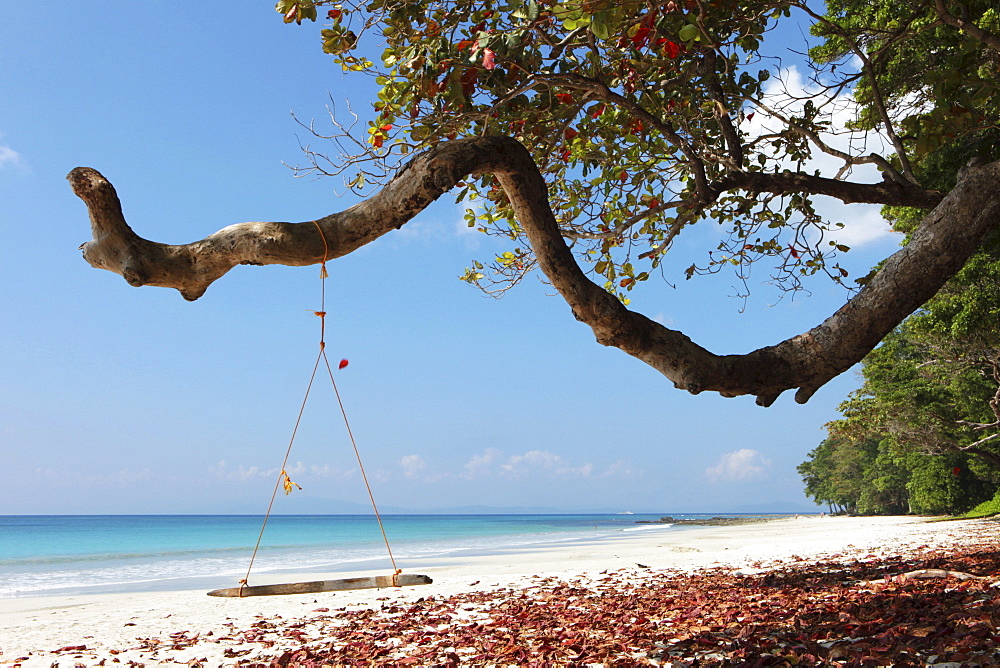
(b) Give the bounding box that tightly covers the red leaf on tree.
[327,9,342,20]
[456,40,474,51]
[339,359,349,369]
[564,127,578,141]
[460,68,479,97]
[663,40,681,59]
[482,49,496,70]
[555,93,575,104]
[590,104,606,119]
[560,148,571,162]
[953,467,962,476]
[631,25,652,48]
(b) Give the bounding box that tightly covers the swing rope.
[239,222,399,595]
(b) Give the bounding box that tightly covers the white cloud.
[390,200,483,248]
[208,462,267,482]
[460,447,502,479]
[392,216,435,240]
[599,459,636,477]
[501,449,560,475]
[500,449,593,478]
[460,448,617,480]
[651,312,675,327]
[0,145,21,169]
[705,448,772,483]
[825,206,895,248]
[285,461,306,476]
[746,66,899,250]
[0,132,26,173]
[211,459,352,482]
[308,463,351,478]
[399,454,427,479]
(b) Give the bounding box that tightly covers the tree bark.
[70,137,1000,405]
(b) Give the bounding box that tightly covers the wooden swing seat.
[207,573,432,597]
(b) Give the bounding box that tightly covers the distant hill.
[211,495,817,516]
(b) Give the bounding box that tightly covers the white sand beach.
[1,515,994,666]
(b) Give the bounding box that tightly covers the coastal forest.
[72,0,1000,409]
[798,233,1000,515]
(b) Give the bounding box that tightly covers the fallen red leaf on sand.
[235,524,1000,666]
[53,645,88,653]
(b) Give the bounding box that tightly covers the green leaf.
[527,0,540,22]
[590,13,611,40]
[678,24,699,42]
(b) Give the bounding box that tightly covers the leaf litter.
[24,520,1000,666]
[229,524,1000,666]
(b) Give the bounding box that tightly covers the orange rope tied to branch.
[313,220,330,348]
[239,221,400,596]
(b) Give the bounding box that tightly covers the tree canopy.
[799,226,1000,515]
[71,0,1000,405]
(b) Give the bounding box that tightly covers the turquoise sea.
[0,514,755,598]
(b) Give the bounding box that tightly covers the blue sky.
[1,3,903,514]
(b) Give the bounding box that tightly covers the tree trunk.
[69,137,1000,406]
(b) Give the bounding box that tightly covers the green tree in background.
[801,242,1000,514]
[73,0,1000,407]
[794,0,1000,514]
[797,437,875,514]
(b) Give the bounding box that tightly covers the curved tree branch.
[712,170,944,208]
[71,137,999,405]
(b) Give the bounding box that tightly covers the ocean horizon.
[0,513,796,598]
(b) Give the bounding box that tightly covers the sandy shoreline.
[1,515,995,666]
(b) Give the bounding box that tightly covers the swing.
[207,223,432,598]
